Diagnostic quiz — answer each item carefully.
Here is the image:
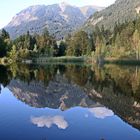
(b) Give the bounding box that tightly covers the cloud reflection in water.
[31,115,68,129]
[89,107,114,119]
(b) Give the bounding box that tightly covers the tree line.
[1,17,140,61]
[66,16,140,60]
[91,17,140,60]
[0,28,67,61]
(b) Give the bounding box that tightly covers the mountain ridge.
[5,3,104,40]
[84,0,140,33]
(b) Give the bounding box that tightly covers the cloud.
[31,115,68,129]
[89,107,114,119]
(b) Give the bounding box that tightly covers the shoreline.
[1,56,140,66]
[104,58,140,65]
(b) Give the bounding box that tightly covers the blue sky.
[0,0,116,28]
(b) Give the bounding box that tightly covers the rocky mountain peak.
[5,3,104,40]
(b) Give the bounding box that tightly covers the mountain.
[5,2,103,40]
[84,0,140,32]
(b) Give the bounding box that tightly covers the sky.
[0,0,116,28]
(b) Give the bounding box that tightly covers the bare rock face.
[5,3,103,40]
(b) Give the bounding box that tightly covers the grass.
[34,56,87,64]
[87,56,140,66]
[104,58,140,65]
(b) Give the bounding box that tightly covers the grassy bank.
[2,55,140,66]
[87,56,140,66]
[0,56,87,65]
[104,58,140,65]
[34,56,87,64]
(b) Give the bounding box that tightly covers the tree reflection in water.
[0,63,140,130]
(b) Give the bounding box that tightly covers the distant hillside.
[5,2,104,40]
[84,0,140,32]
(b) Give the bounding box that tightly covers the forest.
[1,17,140,63]
[0,28,64,62]
[67,16,140,60]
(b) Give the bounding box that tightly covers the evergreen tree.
[1,29,10,40]
[0,37,7,57]
[58,41,67,56]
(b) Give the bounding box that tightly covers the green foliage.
[58,41,67,56]
[3,16,140,61]
[0,29,11,58]
[8,45,17,60]
[66,31,94,56]
[36,56,85,63]
[90,17,140,60]
[13,31,36,51]
[0,28,69,60]
[12,29,59,59]
[1,29,10,40]
[86,0,140,31]
[0,37,7,57]
[133,29,140,60]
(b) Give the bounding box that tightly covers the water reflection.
[89,107,114,119]
[0,65,11,88]
[31,115,68,129]
[0,63,140,131]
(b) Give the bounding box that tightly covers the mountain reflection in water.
[0,63,140,132]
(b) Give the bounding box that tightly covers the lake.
[0,63,140,140]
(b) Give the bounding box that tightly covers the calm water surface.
[0,63,140,140]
